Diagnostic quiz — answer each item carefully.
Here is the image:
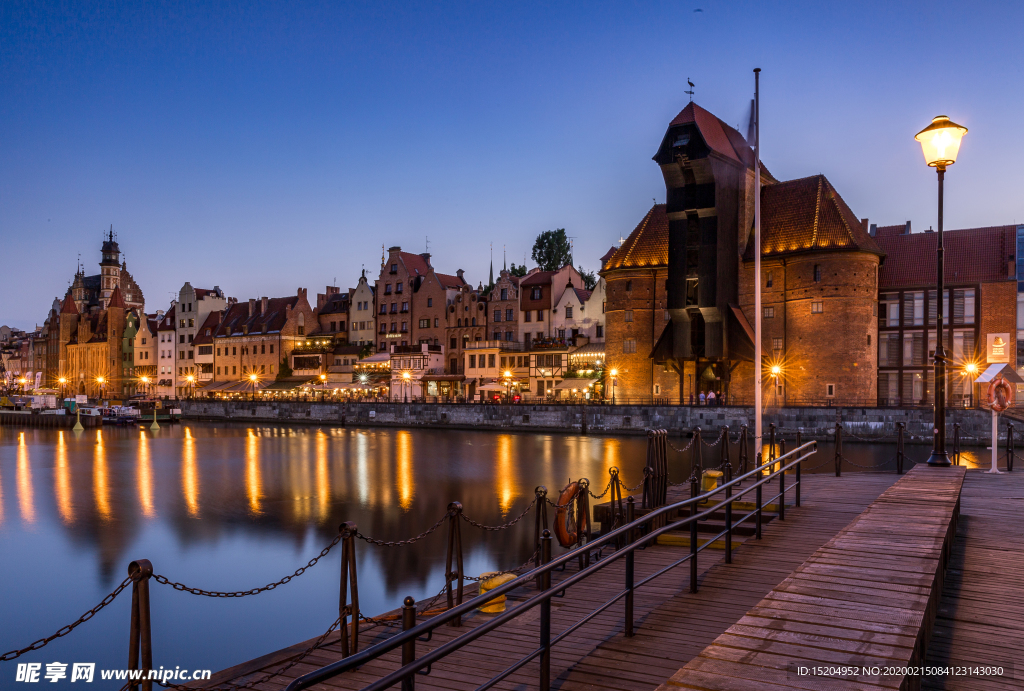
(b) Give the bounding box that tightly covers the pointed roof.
[602,205,669,271]
[107,285,126,309]
[60,292,79,315]
[664,102,749,166]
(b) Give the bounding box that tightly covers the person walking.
[707,390,716,406]
[699,391,706,406]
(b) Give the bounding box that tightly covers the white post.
[753,68,762,461]
[987,407,1002,474]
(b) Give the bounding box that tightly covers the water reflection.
[56,431,74,524]
[182,426,199,517]
[396,430,414,511]
[496,434,516,514]
[246,429,262,516]
[17,432,35,525]
[138,430,154,519]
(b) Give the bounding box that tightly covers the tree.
[508,263,528,278]
[577,265,597,291]
[358,343,375,359]
[531,229,572,272]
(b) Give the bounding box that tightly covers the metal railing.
[284,441,818,691]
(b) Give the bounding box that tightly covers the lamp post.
[916,115,967,467]
[402,371,410,403]
[319,373,327,402]
[185,374,195,400]
[96,375,106,402]
[249,373,259,401]
[770,365,781,407]
[504,370,512,403]
[58,376,67,401]
[963,361,978,408]
[610,369,618,404]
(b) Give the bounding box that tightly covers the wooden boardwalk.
[923,469,1024,689]
[657,465,966,691]
[205,471,902,691]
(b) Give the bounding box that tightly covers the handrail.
[285,440,818,691]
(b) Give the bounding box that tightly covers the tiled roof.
[215,296,299,337]
[876,225,1017,288]
[574,287,592,303]
[399,252,431,276]
[60,292,79,315]
[192,312,222,345]
[157,306,176,331]
[436,272,467,289]
[318,293,350,315]
[599,246,618,266]
[107,285,126,309]
[666,102,753,166]
[521,270,560,286]
[602,204,669,271]
[742,175,884,260]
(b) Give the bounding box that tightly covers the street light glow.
[915,116,967,168]
[249,373,259,382]
[610,369,618,377]
[964,362,979,375]
[96,376,105,384]
[770,365,782,376]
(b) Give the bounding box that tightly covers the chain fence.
[462,498,538,531]
[355,512,448,547]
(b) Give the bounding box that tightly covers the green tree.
[508,263,528,277]
[277,357,292,380]
[358,343,375,359]
[531,229,572,272]
[577,265,597,291]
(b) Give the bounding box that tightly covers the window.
[269,344,274,353]
[565,306,573,319]
[390,303,397,313]
[401,322,407,332]
[179,350,185,360]
[401,302,409,312]
[232,366,237,375]
[500,288,508,300]
[457,318,462,327]
[198,345,212,355]
[217,366,221,375]
[391,263,397,273]
[596,324,603,338]
[188,334,193,343]
[623,338,637,354]
[330,321,336,332]
[764,306,775,318]
[904,332,925,366]
[772,337,783,350]
[624,310,634,322]
[953,289,976,325]
[419,318,429,328]
[427,298,433,307]
[469,354,476,368]
[494,309,501,322]
[537,310,544,322]
[180,319,185,328]
[261,365,266,374]
[488,354,496,368]
[766,271,773,288]
[471,317,476,326]
[826,383,835,397]
[880,293,899,327]
[505,309,513,321]
[179,334,185,344]
[188,318,194,327]
[434,318,439,327]
[385,284,392,294]
[450,337,457,348]
[141,337,147,345]
[380,304,387,314]
[811,301,823,314]
[524,311,532,322]
[396,282,403,293]
[625,280,632,292]
[813,265,821,283]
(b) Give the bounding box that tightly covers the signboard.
[75,394,88,405]
[987,333,1011,363]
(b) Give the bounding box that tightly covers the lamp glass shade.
[915,115,967,167]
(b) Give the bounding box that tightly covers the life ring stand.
[553,480,590,548]
[988,375,1013,413]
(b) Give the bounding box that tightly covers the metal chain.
[587,481,612,499]
[461,498,538,531]
[838,454,893,469]
[355,512,448,547]
[666,436,695,454]
[153,534,343,597]
[0,576,133,661]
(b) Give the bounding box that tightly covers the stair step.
[655,533,746,550]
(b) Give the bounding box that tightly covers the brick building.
[375,248,467,352]
[874,222,1018,406]
[487,269,521,342]
[518,266,583,347]
[315,286,350,343]
[444,284,488,374]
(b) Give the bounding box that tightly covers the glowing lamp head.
[19,377,26,385]
[139,376,149,384]
[186,375,194,383]
[402,372,410,380]
[964,362,978,375]
[915,115,967,168]
[319,374,327,381]
[58,377,67,384]
[96,376,105,384]
[249,373,258,382]
[610,369,618,377]
[504,370,512,378]
[770,365,782,376]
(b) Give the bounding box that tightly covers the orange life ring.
[988,375,1014,413]
[553,482,589,548]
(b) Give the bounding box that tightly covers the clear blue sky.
[2,0,1022,329]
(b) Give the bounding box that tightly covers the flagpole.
[753,68,762,461]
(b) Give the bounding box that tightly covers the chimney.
[317,293,327,310]
[420,252,431,267]
[456,268,464,282]
[860,218,869,234]
[261,296,268,314]
[869,223,877,237]
[248,298,255,317]
[214,285,222,297]
[904,221,912,235]
[297,287,307,302]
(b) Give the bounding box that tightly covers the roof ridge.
[810,176,822,247]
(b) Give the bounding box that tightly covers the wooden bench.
[657,465,966,691]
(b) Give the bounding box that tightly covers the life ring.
[553,482,590,548]
[988,375,1014,413]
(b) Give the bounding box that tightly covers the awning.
[420,374,466,382]
[361,353,391,364]
[553,378,599,390]
[198,380,234,391]
[477,382,507,391]
[975,364,1024,384]
[261,377,317,392]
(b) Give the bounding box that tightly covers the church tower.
[58,292,80,379]
[99,226,122,309]
[106,285,126,396]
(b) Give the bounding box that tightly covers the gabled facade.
[518,265,583,347]
[315,286,350,343]
[348,271,376,346]
[174,284,228,396]
[487,270,521,343]
[155,306,177,397]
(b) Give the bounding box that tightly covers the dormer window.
[673,133,690,147]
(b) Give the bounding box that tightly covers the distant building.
[174,284,228,397]
[155,306,177,397]
[519,266,583,347]
[315,286,350,343]
[348,271,376,346]
[375,247,467,352]
[487,269,521,343]
[444,284,488,376]
[389,343,445,401]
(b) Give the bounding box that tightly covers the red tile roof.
[399,252,431,276]
[60,292,79,315]
[602,204,669,271]
[876,225,1017,288]
[743,175,883,260]
[107,285,126,309]
[520,270,558,286]
[215,296,299,337]
[192,312,222,345]
[157,306,176,331]
[669,103,747,165]
[436,272,467,289]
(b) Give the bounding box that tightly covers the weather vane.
[686,78,695,102]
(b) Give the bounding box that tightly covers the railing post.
[401,596,416,691]
[769,423,777,471]
[1008,423,1015,472]
[539,529,552,691]
[897,423,905,474]
[834,422,842,477]
[338,522,360,657]
[689,474,699,593]
[576,478,591,569]
[533,486,548,575]
[127,559,153,691]
[778,439,786,522]
[739,425,749,474]
[724,459,733,564]
[795,431,802,508]
[720,425,730,475]
[445,502,464,627]
[953,422,961,466]
[755,452,763,540]
[609,467,624,548]
[624,496,635,637]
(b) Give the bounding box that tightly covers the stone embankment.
[179,400,1008,445]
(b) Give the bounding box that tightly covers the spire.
[488,243,494,286]
[60,292,79,315]
[107,285,126,309]
[503,245,507,271]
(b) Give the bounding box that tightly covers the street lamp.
[963,361,979,408]
[319,373,327,402]
[139,375,150,398]
[610,368,618,404]
[504,370,512,402]
[249,373,259,401]
[185,374,195,400]
[402,371,411,403]
[916,115,967,467]
[58,376,67,400]
[96,375,106,402]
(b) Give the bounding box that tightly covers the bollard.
[127,559,154,691]
[539,530,552,691]
[338,522,360,657]
[401,596,416,691]
[445,502,465,626]
[609,467,624,548]
[689,474,699,593]
[952,422,961,466]
[624,497,636,637]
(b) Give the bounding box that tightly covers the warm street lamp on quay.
[58,377,67,400]
[96,376,106,401]
[249,373,259,401]
[916,115,967,467]
[610,369,618,404]
[402,371,411,403]
[185,374,195,400]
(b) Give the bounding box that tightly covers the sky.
[2,0,1022,330]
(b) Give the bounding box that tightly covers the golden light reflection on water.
[356,432,370,506]
[55,431,73,523]
[245,429,263,516]
[496,434,518,514]
[396,430,414,510]
[94,430,111,522]
[291,432,313,522]
[17,432,35,525]
[603,437,621,476]
[138,430,155,518]
[183,426,199,517]
[316,430,330,523]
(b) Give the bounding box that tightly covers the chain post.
[1009,423,1015,472]
[755,452,763,540]
[609,467,624,548]
[624,496,635,637]
[834,422,842,477]
[338,522,360,657]
[692,427,703,480]
[127,559,153,691]
[795,431,802,508]
[533,486,548,578]
[401,596,416,691]
[897,423,905,474]
[740,425,749,474]
[953,422,961,466]
[445,502,465,626]
[724,458,733,564]
[769,423,777,471]
[689,474,699,593]
[539,529,552,691]
[720,425,730,472]
[576,478,591,568]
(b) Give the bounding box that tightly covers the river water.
[0,422,977,679]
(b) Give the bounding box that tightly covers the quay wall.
[179,401,1010,445]
[0,411,101,429]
